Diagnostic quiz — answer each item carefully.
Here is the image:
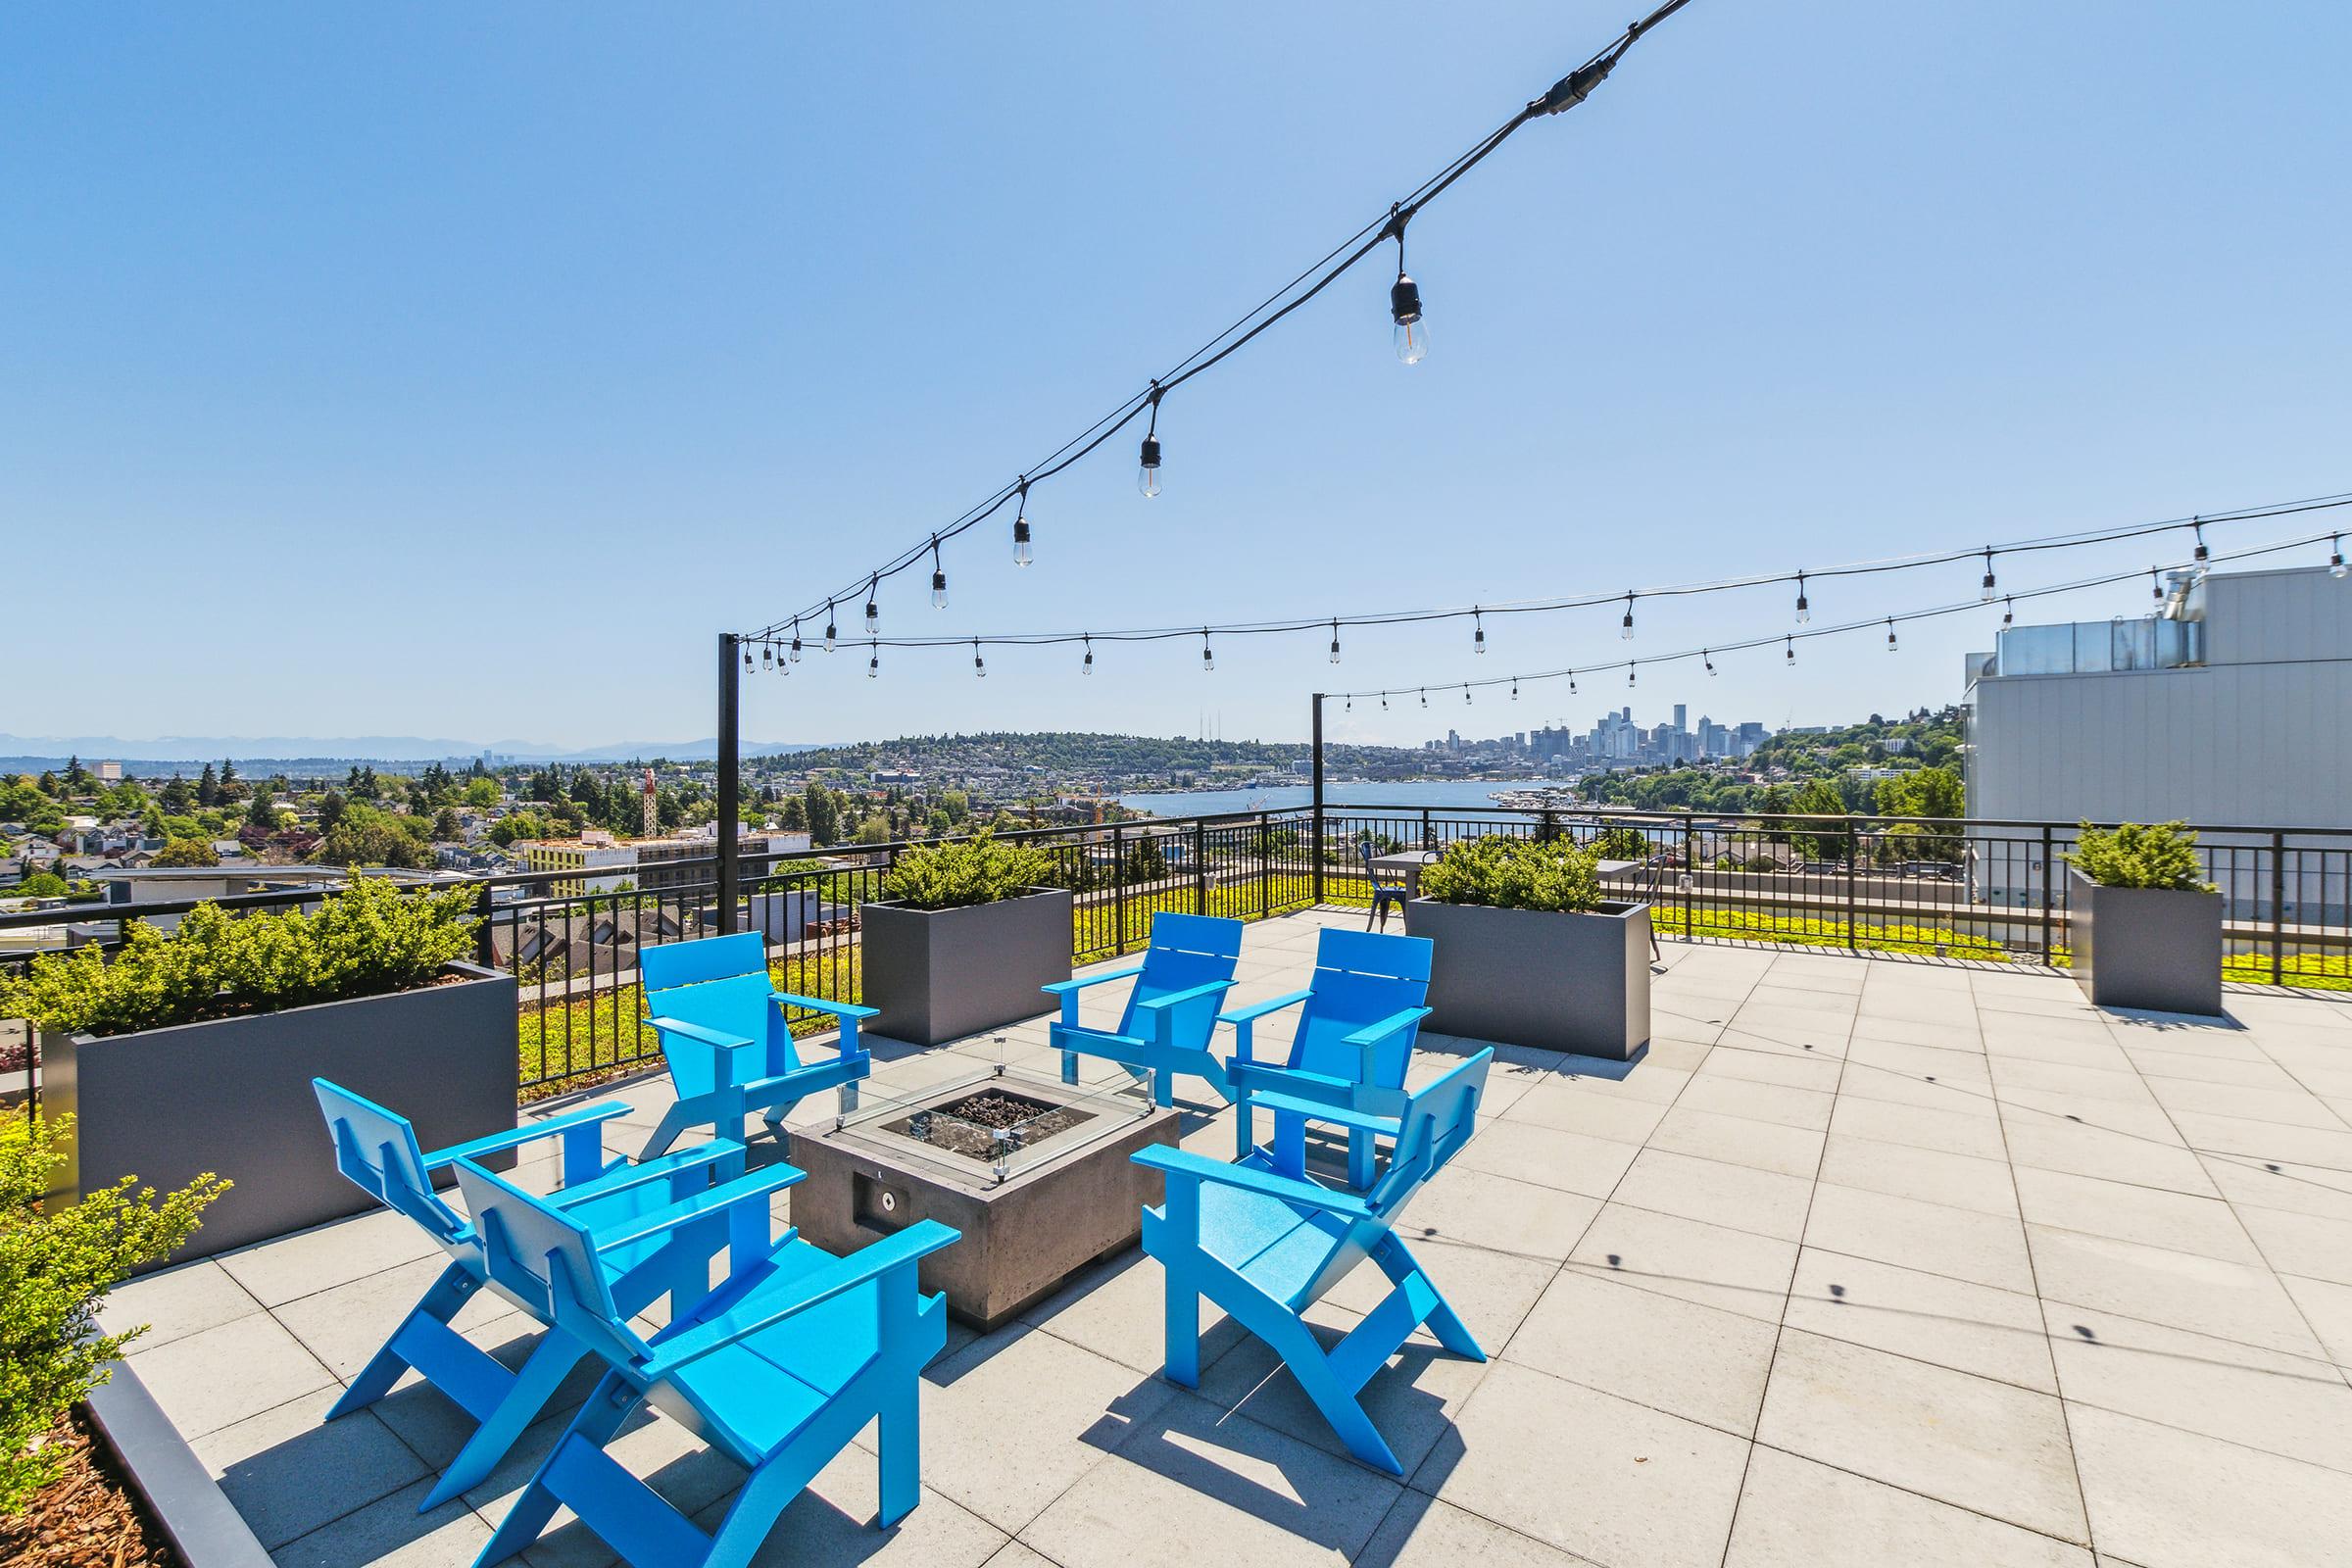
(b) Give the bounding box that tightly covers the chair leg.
[1371,1232,1483,1360]
[1265,1313,1402,1475]
[471,1371,636,1568]
[421,1334,584,1510]
[331,1261,475,1419]
[876,1378,921,1528]
[1163,1273,1201,1388]
[636,1100,701,1163]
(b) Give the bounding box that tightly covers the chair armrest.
[1343,1005,1432,1051]
[647,1016,754,1051]
[1219,989,1312,1026]
[1133,979,1236,1015]
[1131,1146,1373,1219]
[768,993,879,1022]
[589,1164,805,1252]
[421,1102,632,1171]
[643,1220,961,1376]
[1042,961,1145,998]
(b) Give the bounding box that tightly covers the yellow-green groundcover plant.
[0,1117,223,1514]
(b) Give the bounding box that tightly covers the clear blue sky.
[6,2,2348,755]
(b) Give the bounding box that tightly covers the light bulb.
[1391,273,1428,366]
[1138,435,1162,498]
[864,580,880,633]
[1628,664,1637,688]
[1620,594,1635,640]
[1886,618,1898,653]
[1704,650,1716,676]
[824,605,837,652]
[1980,550,1997,602]
[789,626,802,662]
[1328,620,1342,663]
[1473,611,1486,655]
[1082,637,1095,675]
[2192,520,2208,563]
[1510,679,1519,701]
[743,649,754,672]
[1795,573,1811,623]
[1419,689,1428,708]
[1463,684,1472,704]
[867,644,879,679]
[761,645,772,668]
[1012,516,1033,566]
[1785,635,1795,665]
[973,640,986,678]
[2003,596,2015,627]
[931,569,948,610]
[2331,537,2346,579]
[1200,632,1214,672]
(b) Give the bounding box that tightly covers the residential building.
[1963,564,2352,916]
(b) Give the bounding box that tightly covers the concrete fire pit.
[786,1064,1178,1329]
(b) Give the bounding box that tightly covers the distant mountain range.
[0,734,823,768]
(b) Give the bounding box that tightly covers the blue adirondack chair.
[313,1080,785,1509]
[1219,928,1435,1190]
[454,1155,958,1568]
[1043,912,1246,1106]
[637,932,875,1162]
[1133,1048,1494,1475]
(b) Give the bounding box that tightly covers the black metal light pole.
[1310,692,1326,906]
[716,632,741,935]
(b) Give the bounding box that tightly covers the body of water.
[1117,779,1579,817]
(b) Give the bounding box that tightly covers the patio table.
[1369,850,1639,900]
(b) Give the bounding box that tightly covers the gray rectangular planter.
[1405,897,1652,1061]
[43,962,518,1269]
[2066,868,2225,1015]
[860,888,1073,1047]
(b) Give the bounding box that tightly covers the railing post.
[2040,823,2056,963]
[1420,807,1434,852]
[2272,830,2287,986]
[1682,817,1695,939]
[472,880,496,968]
[1309,693,1326,908]
[1258,809,1271,917]
[1843,818,1858,952]
[1194,817,1208,915]
[714,631,741,936]
[1112,821,1127,949]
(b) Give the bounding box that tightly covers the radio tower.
[641,767,658,838]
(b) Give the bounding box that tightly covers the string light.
[1082,634,1095,675]
[1794,570,1810,623]
[973,638,986,678]
[1012,480,1033,566]
[824,601,838,653]
[1620,592,1636,640]
[1568,670,1578,695]
[743,647,754,673]
[2003,595,2015,627]
[2151,567,2165,603]
[1703,648,1715,675]
[1627,662,1637,688]
[1510,677,1520,700]
[2193,517,2209,563]
[1472,608,1486,655]
[1329,619,1342,664]
[1200,628,1213,672]
[1885,616,1898,653]
[1463,682,1473,704]
[1980,549,1997,601]
[1785,634,1796,666]
[2331,535,2346,579]
[930,538,948,610]
[1389,206,1428,366]
[760,644,772,669]
[868,640,880,679]
[789,620,803,662]
[864,576,880,635]
[1139,384,1164,498]
[1419,687,1429,708]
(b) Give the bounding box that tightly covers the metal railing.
[5,805,2348,1114]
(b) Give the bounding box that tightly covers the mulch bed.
[0,1408,179,1568]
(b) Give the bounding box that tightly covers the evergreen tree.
[197,761,220,807]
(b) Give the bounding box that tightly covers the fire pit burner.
[883,1087,1096,1164]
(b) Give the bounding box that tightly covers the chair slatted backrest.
[1364,1049,1493,1216]
[313,1079,467,1248]
[1116,913,1245,1045]
[1289,929,1434,1087]
[454,1157,652,1372]
[639,932,791,1096]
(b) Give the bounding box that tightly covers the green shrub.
[1,1116,225,1515]
[880,830,1056,911]
[0,876,480,1038]
[2065,821,2215,893]
[1590,826,1653,861]
[1418,836,1605,913]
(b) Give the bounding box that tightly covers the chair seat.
[1154,1175,1360,1311]
[655,1239,885,1459]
